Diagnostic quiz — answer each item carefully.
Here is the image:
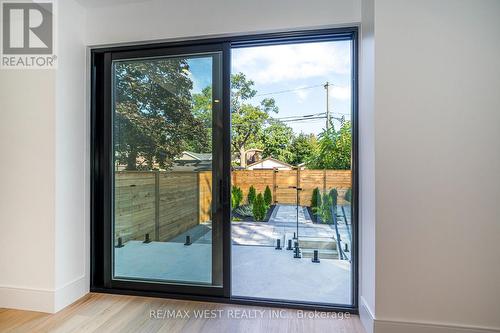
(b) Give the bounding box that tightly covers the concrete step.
[296,237,337,250]
[301,249,339,260]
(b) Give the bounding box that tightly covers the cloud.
[294,87,311,103]
[232,41,351,85]
[329,85,351,100]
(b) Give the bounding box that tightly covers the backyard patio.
[115,202,352,304]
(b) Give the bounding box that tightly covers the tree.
[345,187,352,203]
[264,185,272,207]
[307,120,351,170]
[288,133,318,166]
[191,86,213,152]
[192,73,278,166]
[329,188,338,207]
[231,186,243,209]
[231,73,278,166]
[247,185,256,205]
[311,187,321,210]
[260,120,294,163]
[313,193,333,224]
[252,193,267,221]
[114,58,206,170]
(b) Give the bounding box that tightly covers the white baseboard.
[0,276,88,313]
[0,285,55,313]
[359,296,375,333]
[359,296,499,333]
[54,275,89,312]
[374,319,500,333]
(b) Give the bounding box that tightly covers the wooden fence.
[114,171,211,244]
[231,169,352,206]
[114,169,350,244]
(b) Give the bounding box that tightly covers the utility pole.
[324,81,330,130]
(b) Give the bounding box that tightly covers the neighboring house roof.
[179,151,212,161]
[246,157,294,170]
[171,160,212,171]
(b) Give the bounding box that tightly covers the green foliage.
[311,187,321,210]
[260,120,294,163]
[114,58,207,170]
[345,187,352,203]
[233,205,253,217]
[259,122,319,166]
[287,133,318,165]
[191,86,213,151]
[231,186,243,209]
[252,193,267,221]
[313,193,333,224]
[247,185,256,205]
[230,73,278,165]
[307,121,352,170]
[264,186,272,207]
[329,188,338,207]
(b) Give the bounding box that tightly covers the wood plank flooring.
[0,293,365,333]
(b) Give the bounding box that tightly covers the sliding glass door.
[92,44,228,295]
[92,28,357,309]
[230,39,355,306]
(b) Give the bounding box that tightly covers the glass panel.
[231,40,353,305]
[112,52,222,286]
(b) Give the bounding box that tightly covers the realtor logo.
[1,0,56,68]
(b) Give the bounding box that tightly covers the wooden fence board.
[114,169,351,244]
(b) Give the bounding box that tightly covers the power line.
[254,84,324,97]
[272,112,326,120]
[278,116,327,123]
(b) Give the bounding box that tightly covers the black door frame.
[91,26,359,312]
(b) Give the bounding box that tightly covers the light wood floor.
[0,293,365,333]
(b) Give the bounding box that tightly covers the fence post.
[297,167,301,206]
[323,169,327,194]
[197,171,201,223]
[154,170,160,241]
[273,168,277,204]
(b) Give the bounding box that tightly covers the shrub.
[311,187,321,211]
[313,193,333,224]
[231,186,243,209]
[247,185,256,205]
[329,188,338,207]
[345,187,352,203]
[252,193,267,221]
[264,185,272,207]
[234,204,253,217]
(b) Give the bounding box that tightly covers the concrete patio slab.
[232,245,351,304]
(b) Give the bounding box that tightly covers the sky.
[187,40,352,136]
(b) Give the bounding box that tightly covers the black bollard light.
[275,238,282,250]
[312,249,320,263]
[293,232,297,240]
[116,237,124,248]
[344,243,349,252]
[184,235,192,246]
[143,233,151,244]
[286,239,293,250]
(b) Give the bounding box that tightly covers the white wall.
[0,70,56,312]
[83,0,361,46]
[359,0,376,332]
[0,0,88,313]
[54,0,89,312]
[371,0,500,332]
